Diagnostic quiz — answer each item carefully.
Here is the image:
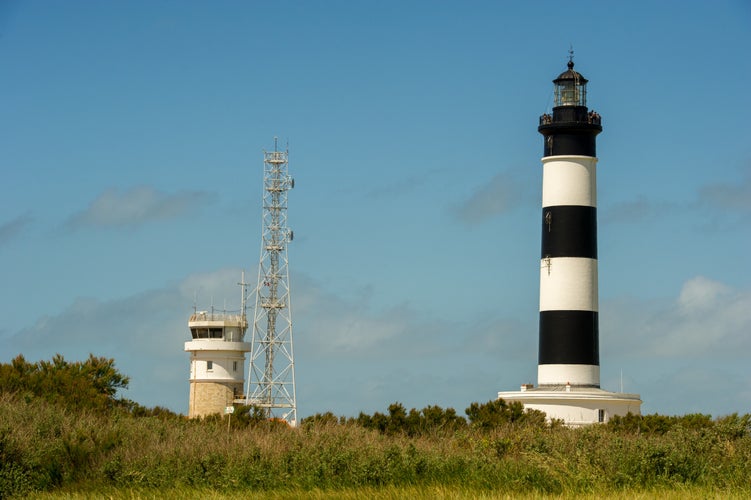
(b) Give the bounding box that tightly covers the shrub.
[0,354,129,413]
[465,399,547,429]
[353,402,467,436]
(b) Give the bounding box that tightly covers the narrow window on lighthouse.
[233,361,238,372]
[207,360,213,372]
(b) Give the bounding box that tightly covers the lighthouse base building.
[498,57,641,426]
[498,385,641,427]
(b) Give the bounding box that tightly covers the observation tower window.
[191,328,209,339]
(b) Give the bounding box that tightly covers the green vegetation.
[1,354,750,498]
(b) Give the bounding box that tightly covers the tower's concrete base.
[188,381,244,418]
[498,384,641,427]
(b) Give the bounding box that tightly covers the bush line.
[1,354,750,497]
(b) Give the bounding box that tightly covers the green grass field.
[28,485,751,499]
[2,355,750,499]
[2,393,750,498]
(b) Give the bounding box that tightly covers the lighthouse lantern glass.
[555,80,587,107]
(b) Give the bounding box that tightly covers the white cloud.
[698,174,751,211]
[601,197,669,225]
[364,172,432,200]
[601,170,751,226]
[676,276,732,312]
[453,172,521,225]
[603,276,751,359]
[293,274,443,357]
[67,185,216,229]
[0,212,33,245]
[635,364,749,416]
[179,267,251,312]
[599,276,751,415]
[2,268,530,416]
[3,269,242,412]
[10,268,746,417]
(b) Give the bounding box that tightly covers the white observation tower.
[184,276,251,418]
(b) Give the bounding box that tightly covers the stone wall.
[188,381,243,418]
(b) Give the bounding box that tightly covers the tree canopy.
[0,353,130,412]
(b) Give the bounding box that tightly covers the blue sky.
[1,1,750,418]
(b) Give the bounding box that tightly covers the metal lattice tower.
[245,138,297,425]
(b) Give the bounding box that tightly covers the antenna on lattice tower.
[238,270,249,320]
[245,138,297,426]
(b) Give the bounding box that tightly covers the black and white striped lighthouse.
[537,57,601,388]
[497,55,641,425]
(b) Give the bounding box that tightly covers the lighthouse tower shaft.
[537,60,602,388]
[246,140,297,425]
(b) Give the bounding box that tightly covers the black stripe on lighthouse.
[542,130,598,157]
[539,311,599,365]
[541,205,597,259]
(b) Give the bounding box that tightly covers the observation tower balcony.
[188,311,248,341]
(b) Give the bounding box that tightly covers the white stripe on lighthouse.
[538,364,600,387]
[542,155,597,208]
[540,257,598,312]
